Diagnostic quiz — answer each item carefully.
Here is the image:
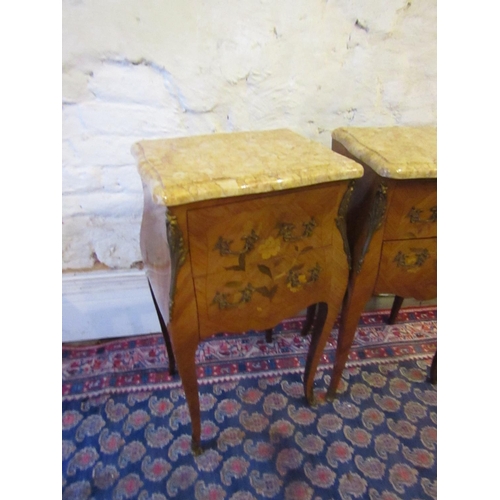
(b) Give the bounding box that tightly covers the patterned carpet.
[62,306,437,500]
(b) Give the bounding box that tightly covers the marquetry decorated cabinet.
[132,129,363,453]
[326,127,437,400]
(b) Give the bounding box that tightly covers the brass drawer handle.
[393,248,430,270]
[407,206,437,223]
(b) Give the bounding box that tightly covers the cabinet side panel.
[140,183,172,324]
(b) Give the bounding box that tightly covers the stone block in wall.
[62,214,143,270]
[62,191,142,219]
[91,217,143,269]
[62,216,97,270]
[88,61,176,106]
[77,101,182,137]
[67,134,141,167]
[63,67,94,104]
[62,164,143,196]
[62,165,104,195]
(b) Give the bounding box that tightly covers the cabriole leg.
[388,295,404,325]
[148,280,177,376]
[301,304,318,337]
[170,330,203,455]
[303,301,339,406]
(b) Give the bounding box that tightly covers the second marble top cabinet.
[326,126,437,400]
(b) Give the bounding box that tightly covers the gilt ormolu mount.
[165,213,188,319]
[328,126,437,401]
[356,182,388,274]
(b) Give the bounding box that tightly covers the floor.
[364,294,437,312]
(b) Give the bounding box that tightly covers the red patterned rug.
[63,307,436,400]
[62,306,437,500]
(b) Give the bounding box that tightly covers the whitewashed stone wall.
[62,0,436,271]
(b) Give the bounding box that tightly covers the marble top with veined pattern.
[132,129,363,206]
[331,126,437,179]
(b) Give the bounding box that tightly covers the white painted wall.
[62,0,436,271]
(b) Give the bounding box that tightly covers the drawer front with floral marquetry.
[374,238,437,301]
[383,179,437,240]
[187,184,349,336]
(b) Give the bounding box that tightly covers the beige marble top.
[132,129,363,206]
[331,126,437,179]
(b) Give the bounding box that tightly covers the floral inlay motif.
[212,215,322,309]
[257,236,281,260]
[407,206,437,224]
[286,264,322,293]
[394,248,429,271]
[214,229,260,272]
[277,217,317,242]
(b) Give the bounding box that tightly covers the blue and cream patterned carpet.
[62,307,437,500]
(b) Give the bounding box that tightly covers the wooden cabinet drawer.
[187,184,342,278]
[186,183,349,336]
[374,238,437,300]
[383,179,437,240]
[194,246,333,334]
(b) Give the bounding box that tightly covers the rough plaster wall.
[62,0,436,271]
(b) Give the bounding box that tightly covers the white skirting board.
[62,269,160,343]
[62,270,436,343]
